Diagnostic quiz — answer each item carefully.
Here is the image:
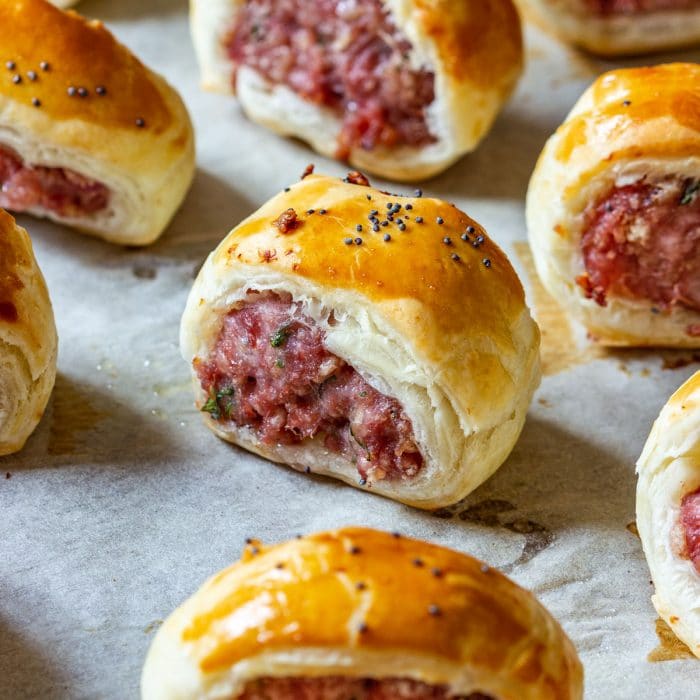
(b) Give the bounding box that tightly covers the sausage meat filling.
[681,487,700,574]
[577,178,700,314]
[196,293,423,481]
[0,144,109,217]
[226,0,436,154]
[585,0,700,14]
[238,677,492,700]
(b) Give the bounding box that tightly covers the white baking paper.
[1,1,699,697]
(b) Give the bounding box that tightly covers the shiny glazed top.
[409,0,522,88]
[215,174,525,355]
[170,527,582,698]
[556,64,700,166]
[0,0,172,132]
[665,369,700,412]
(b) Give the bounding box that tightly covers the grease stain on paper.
[514,242,606,375]
[515,243,700,376]
[48,376,106,456]
[648,619,696,662]
[144,619,163,635]
[133,265,158,280]
[662,353,700,371]
[456,499,554,572]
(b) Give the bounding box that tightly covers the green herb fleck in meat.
[201,393,220,420]
[270,325,291,348]
[218,387,235,418]
[681,180,700,205]
[201,387,234,421]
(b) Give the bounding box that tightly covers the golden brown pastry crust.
[527,63,700,348]
[0,0,195,245]
[0,210,57,455]
[406,0,522,90]
[181,174,540,509]
[141,528,584,700]
[637,371,700,659]
[516,0,700,56]
[210,177,527,369]
[190,0,523,181]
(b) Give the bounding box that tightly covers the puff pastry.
[517,0,700,56]
[0,0,195,246]
[527,64,700,348]
[637,371,700,658]
[141,527,583,700]
[190,0,523,182]
[181,173,540,509]
[0,210,57,456]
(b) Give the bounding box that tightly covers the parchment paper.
[1,1,699,697]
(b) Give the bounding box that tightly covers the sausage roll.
[190,0,523,182]
[181,173,540,509]
[0,210,57,456]
[527,64,700,348]
[141,527,584,700]
[0,0,195,246]
[516,0,700,56]
[637,371,700,658]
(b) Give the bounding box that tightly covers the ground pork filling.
[196,293,423,481]
[0,145,109,217]
[585,0,700,14]
[238,677,492,700]
[681,487,700,575]
[577,178,700,314]
[226,0,436,154]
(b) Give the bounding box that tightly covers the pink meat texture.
[0,145,108,217]
[196,293,423,481]
[578,179,700,314]
[586,0,700,13]
[681,488,700,574]
[238,677,491,700]
[227,0,436,154]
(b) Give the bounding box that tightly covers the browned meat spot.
[274,208,299,233]
[580,178,700,313]
[0,144,109,217]
[585,0,700,14]
[226,0,436,153]
[238,677,492,699]
[345,170,370,187]
[0,301,18,323]
[196,292,423,481]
